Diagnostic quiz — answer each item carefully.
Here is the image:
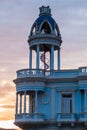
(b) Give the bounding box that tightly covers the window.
[61,93,72,113]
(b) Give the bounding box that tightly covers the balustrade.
[17,69,45,78]
[57,113,76,122]
[15,113,45,122]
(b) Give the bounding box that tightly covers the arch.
[30,23,37,36]
[39,21,52,34]
[54,24,60,36]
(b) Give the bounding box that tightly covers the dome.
[30,6,61,38]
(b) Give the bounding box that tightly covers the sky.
[0,0,87,129]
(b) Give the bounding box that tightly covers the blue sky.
[0,0,87,128]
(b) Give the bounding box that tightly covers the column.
[16,93,18,114]
[20,94,22,114]
[58,48,60,70]
[50,45,54,70]
[36,45,40,70]
[29,47,32,69]
[35,91,38,113]
[85,90,87,112]
[29,94,31,113]
[24,91,26,113]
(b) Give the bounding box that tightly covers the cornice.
[13,77,77,84]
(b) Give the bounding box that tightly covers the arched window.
[41,22,51,34]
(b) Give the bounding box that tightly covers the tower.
[28,6,62,71]
[14,5,87,130]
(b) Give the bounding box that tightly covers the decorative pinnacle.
[39,6,51,16]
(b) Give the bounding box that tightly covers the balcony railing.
[15,113,45,122]
[57,113,76,122]
[16,67,87,79]
[17,69,45,78]
[17,68,78,78]
[79,67,87,75]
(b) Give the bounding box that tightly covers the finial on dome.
[39,6,51,16]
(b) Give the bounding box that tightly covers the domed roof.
[30,6,61,37]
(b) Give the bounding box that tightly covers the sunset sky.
[0,0,87,129]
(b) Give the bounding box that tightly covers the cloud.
[0,104,15,109]
[0,82,16,121]
[0,120,20,129]
[0,81,15,98]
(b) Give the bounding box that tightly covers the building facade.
[13,6,87,130]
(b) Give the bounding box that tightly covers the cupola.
[29,5,62,39]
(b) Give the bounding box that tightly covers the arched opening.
[41,21,51,34]
[31,24,36,36]
[54,25,60,36]
[54,28,58,36]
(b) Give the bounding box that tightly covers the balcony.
[17,69,45,78]
[57,113,76,122]
[15,113,45,123]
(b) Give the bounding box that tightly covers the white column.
[16,93,18,114]
[58,48,60,70]
[29,48,32,69]
[20,94,22,114]
[85,90,87,112]
[29,94,30,113]
[36,45,40,70]
[24,91,26,113]
[50,45,54,70]
[35,91,38,113]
